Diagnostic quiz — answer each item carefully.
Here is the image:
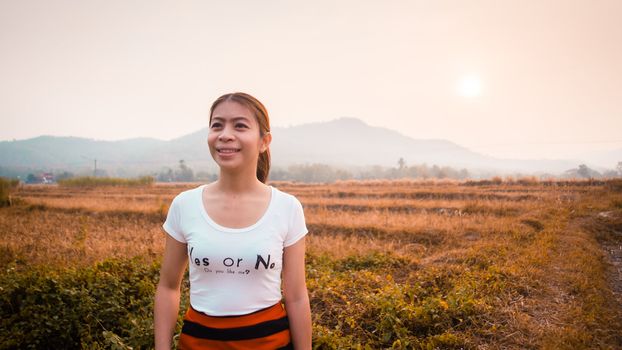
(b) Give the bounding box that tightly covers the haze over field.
[1,0,621,161]
[2,117,620,181]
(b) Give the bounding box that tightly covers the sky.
[1,0,621,160]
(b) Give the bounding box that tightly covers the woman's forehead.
[211,101,255,122]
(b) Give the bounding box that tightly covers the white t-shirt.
[162,184,308,316]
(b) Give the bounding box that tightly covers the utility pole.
[81,155,98,177]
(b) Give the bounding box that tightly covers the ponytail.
[257,148,270,183]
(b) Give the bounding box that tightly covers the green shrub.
[0,258,175,349]
[58,176,154,188]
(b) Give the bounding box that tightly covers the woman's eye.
[236,123,248,129]
[210,123,222,128]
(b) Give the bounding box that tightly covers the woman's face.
[207,100,270,173]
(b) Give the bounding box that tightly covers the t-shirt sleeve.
[162,195,186,243]
[284,196,308,247]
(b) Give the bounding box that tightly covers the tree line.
[7,160,622,184]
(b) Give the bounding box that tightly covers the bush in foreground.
[0,258,166,349]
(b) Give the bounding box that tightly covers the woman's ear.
[260,132,272,153]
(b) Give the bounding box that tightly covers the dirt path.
[530,204,622,349]
[595,210,622,310]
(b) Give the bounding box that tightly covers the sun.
[456,75,482,98]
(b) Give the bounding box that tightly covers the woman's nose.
[218,125,235,141]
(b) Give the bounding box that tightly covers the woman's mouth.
[217,148,241,155]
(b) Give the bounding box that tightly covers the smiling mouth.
[217,148,241,154]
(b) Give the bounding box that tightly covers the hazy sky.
[1,0,621,160]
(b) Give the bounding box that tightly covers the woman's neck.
[215,167,264,195]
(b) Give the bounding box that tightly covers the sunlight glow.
[456,75,482,98]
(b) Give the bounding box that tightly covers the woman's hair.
[209,92,271,183]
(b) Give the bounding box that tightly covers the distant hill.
[269,117,582,173]
[0,117,614,177]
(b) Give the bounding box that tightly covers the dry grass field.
[1,179,622,349]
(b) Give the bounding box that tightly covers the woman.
[154,92,312,349]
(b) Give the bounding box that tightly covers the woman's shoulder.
[170,183,204,204]
[270,185,302,208]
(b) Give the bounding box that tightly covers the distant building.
[41,173,54,184]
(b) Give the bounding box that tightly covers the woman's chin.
[215,162,247,172]
[211,153,240,166]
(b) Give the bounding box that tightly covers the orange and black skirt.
[178,302,293,350]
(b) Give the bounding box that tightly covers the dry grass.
[2,179,622,348]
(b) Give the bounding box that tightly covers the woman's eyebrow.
[211,116,251,122]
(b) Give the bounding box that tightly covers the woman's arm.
[154,234,188,350]
[282,236,312,350]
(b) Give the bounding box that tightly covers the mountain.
[270,117,569,172]
[0,117,613,176]
[0,136,167,167]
